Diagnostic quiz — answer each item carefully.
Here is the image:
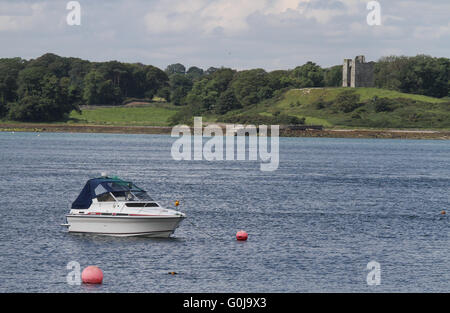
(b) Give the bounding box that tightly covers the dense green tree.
[231,69,271,106]
[165,63,186,76]
[95,61,131,100]
[215,89,241,114]
[82,70,121,105]
[17,66,49,98]
[169,74,193,105]
[0,58,26,115]
[66,58,92,106]
[8,95,63,122]
[184,68,235,111]
[144,65,169,98]
[27,53,71,78]
[0,102,6,118]
[205,67,219,75]
[156,86,171,101]
[267,70,295,91]
[375,55,450,98]
[8,73,76,122]
[291,62,324,87]
[186,66,204,80]
[82,70,103,105]
[324,65,342,87]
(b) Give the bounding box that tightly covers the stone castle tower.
[342,55,375,88]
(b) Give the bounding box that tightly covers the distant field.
[3,87,448,130]
[231,87,450,129]
[281,88,447,105]
[69,103,179,126]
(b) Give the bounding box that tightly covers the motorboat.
[62,176,185,237]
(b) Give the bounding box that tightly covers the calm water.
[0,132,448,292]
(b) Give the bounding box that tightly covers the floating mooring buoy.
[81,266,103,284]
[236,230,248,241]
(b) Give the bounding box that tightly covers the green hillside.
[42,87,450,129]
[218,88,450,129]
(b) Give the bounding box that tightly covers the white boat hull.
[66,215,184,237]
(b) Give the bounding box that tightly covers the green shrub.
[168,102,204,125]
[8,95,73,122]
[334,90,361,113]
[372,97,395,112]
[313,97,332,109]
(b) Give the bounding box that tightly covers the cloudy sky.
[0,0,449,70]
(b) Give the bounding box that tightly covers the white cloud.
[0,0,449,70]
[144,0,315,35]
[414,23,450,39]
[143,0,378,36]
[0,3,46,31]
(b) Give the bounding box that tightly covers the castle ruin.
[342,55,375,88]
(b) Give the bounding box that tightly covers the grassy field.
[68,103,179,126]
[3,88,448,130]
[281,88,448,105]
[68,88,450,129]
[222,87,450,129]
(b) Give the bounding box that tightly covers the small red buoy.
[441,210,446,215]
[81,266,103,284]
[236,230,248,241]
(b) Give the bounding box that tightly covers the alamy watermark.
[367,1,381,26]
[66,260,81,285]
[366,261,381,286]
[66,1,81,26]
[171,117,279,171]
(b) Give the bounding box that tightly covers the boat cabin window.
[111,191,153,201]
[133,191,153,201]
[125,202,159,207]
[93,181,154,202]
[97,192,115,202]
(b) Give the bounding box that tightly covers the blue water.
[0,132,448,292]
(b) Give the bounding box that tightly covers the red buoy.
[236,230,248,241]
[81,266,103,284]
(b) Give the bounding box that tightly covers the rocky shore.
[1,123,449,140]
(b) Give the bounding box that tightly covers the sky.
[0,0,449,71]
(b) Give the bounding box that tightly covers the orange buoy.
[81,266,103,284]
[441,210,446,215]
[236,230,248,241]
[175,200,179,207]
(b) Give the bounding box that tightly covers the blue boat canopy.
[71,177,147,209]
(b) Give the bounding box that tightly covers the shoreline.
[1,123,450,140]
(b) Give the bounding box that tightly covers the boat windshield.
[94,180,153,202]
[111,190,153,201]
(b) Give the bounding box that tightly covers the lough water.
[0,132,448,292]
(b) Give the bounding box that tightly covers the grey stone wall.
[342,59,352,87]
[342,55,374,88]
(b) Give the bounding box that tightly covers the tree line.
[374,55,450,98]
[0,53,448,122]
